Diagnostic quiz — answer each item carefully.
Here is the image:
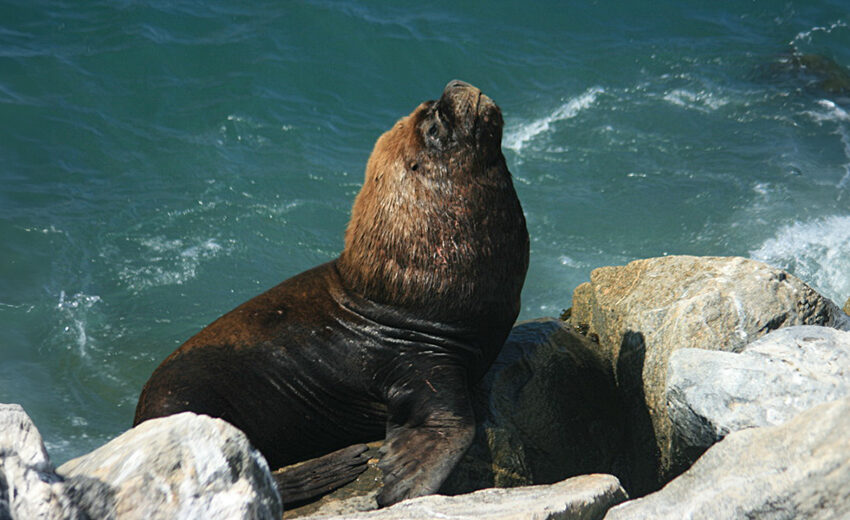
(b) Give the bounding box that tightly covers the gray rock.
[443,318,626,494]
[289,489,380,520]
[314,474,627,520]
[667,325,850,460]
[604,397,850,520]
[568,255,849,492]
[2,406,282,519]
[0,403,85,519]
[57,412,282,520]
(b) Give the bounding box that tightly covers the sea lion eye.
[423,108,445,149]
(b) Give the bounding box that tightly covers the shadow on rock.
[443,318,628,494]
[614,331,660,496]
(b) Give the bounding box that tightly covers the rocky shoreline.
[3,255,850,519]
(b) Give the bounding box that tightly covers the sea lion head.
[338,80,528,321]
[358,79,505,183]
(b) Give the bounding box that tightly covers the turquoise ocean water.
[2,1,849,464]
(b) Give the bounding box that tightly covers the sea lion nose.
[444,79,476,94]
[441,80,482,118]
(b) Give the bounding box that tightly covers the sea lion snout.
[438,80,502,147]
[445,79,474,91]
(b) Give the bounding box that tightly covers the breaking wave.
[503,86,604,152]
[750,215,850,305]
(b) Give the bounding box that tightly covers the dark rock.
[768,52,850,96]
[442,318,626,494]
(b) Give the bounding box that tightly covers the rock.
[0,403,85,519]
[603,397,850,520]
[1,405,282,519]
[568,255,850,492]
[287,488,380,519]
[57,412,283,520]
[667,325,850,465]
[314,474,627,520]
[779,53,850,95]
[442,318,626,493]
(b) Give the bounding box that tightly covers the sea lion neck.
[336,175,526,321]
[328,262,483,358]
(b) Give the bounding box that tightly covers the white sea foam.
[57,291,102,356]
[0,301,34,312]
[663,88,729,112]
[806,99,850,123]
[504,86,604,152]
[803,100,850,193]
[21,224,65,235]
[118,237,225,291]
[558,255,581,268]
[789,20,848,49]
[838,127,850,192]
[750,215,850,304]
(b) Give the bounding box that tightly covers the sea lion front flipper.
[376,366,475,506]
[273,443,370,505]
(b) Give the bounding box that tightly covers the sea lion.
[134,80,529,506]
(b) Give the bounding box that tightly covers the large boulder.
[603,397,850,520]
[667,325,850,465]
[315,474,627,520]
[443,318,626,493]
[568,255,850,492]
[57,412,282,520]
[2,406,282,519]
[0,403,85,519]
